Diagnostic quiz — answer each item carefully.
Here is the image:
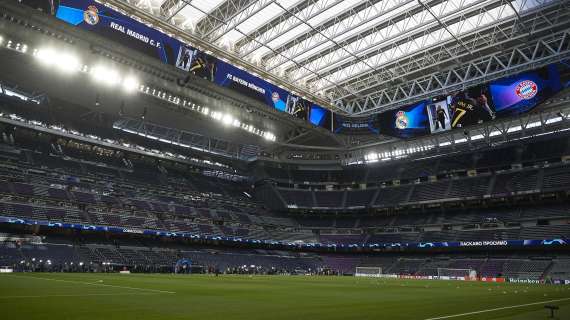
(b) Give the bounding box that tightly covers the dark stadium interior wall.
[253,182,287,211]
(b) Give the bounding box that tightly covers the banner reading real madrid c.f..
[56,2,185,67]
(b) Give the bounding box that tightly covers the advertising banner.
[376,64,565,138]
[1,215,567,250]
[375,101,430,138]
[489,64,562,115]
[333,115,379,134]
[48,0,329,127]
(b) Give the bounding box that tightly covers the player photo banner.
[426,98,452,134]
[50,0,331,128]
[444,84,496,130]
[175,46,196,72]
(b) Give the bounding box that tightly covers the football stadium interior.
[1,0,570,319]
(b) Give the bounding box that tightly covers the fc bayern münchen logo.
[395,111,408,129]
[515,80,537,100]
[83,5,100,26]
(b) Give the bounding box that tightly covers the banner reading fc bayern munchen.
[49,0,331,126]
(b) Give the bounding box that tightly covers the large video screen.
[376,101,429,138]
[489,64,562,116]
[308,105,332,130]
[425,85,496,134]
[51,0,331,128]
[384,64,564,137]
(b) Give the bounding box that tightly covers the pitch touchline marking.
[5,275,176,294]
[0,292,163,299]
[424,297,570,320]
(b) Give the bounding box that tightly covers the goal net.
[0,266,14,273]
[437,268,477,280]
[355,267,382,277]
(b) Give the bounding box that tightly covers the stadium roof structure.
[102,0,569,116]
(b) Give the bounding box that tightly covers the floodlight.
[122,76,140,93]
[222,114,233,125]
[58,53,81,73]
[91,65,121,86]
[34,48,57,65]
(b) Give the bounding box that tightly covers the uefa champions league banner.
[0,215,567,250]
[50,0,328,125]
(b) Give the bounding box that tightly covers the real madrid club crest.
[271,92,280,104]
[395,111,408,129]
[84,5,100,26]
[515,80,538,100]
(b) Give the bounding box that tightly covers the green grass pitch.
[1,273,569,319]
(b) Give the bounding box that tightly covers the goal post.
[0,266,14,273]
[437,268,477,280]
[355,267,382,277]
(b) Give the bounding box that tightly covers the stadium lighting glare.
[34,48,57,65]
[222,114,233,125]
[365,153,378,161]
[263,132,276,142]
[211,111,222,121]
[470,134,484,140]
[232,119,241,127]
[507,125,522,133]
[91,65,121,86]
[58,53,81,73]
[526,121,541,129]
[122,76,140,93]
[0,35,3,45]
[546,116,563,124]
[34,48,81,73]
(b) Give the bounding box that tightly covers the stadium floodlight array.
[437,268,477,280]
[32,47,140,92]
[141,85,277,142]
[1,34,278,143]
[355,267,382,277]
[356,108,570,166]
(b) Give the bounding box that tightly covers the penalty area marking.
[5,274,176,294]
[424,297,570,320]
